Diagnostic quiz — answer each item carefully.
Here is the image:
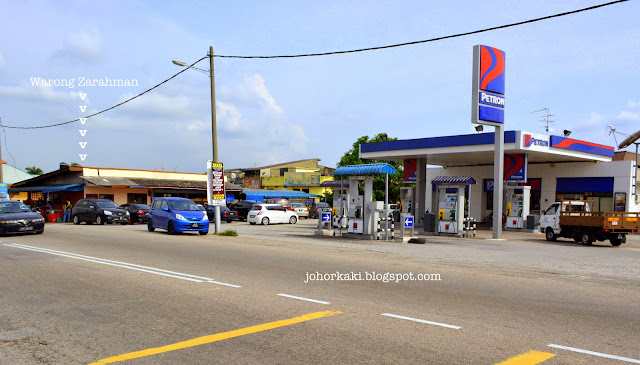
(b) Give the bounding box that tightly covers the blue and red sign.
[550,136,614,157]
[524,134,549,147]
[504,154,527,182]
[403,159,417,183]
[479,46,505,95]
[472,45,506,126]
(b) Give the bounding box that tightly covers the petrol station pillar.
[416,157,427,225]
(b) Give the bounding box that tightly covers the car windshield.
[0,202,32,213]
[97,200,120,209]
[169,200,200,211]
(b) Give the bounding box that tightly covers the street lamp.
[173,46,221,233]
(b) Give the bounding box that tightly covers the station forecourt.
[359,130,639,230]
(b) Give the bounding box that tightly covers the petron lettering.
[528,137,549,147]
[480,92,505,106]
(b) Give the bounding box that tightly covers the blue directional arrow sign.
[404,217,414,227]
[321,213,331,222]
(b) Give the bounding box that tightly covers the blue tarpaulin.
[333,163,397,176]
[9,184,84,193]
[242,189,322,199]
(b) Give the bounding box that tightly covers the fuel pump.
[400,187,415,215]
[348,195,364,234]
[436,186,465,234]
[504,185,530,229]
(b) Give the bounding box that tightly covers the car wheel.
[35,230,44,234]
[261,217,270,225]
[580,230,593,246]
[167,221,176,235]
[545,228,557,241]
[120,222,127,225]
[199,231,208,235]
[147,219,155,232]
[289,216,297,224]
[249,222,256,225]
[96,215,104,225]
[73,215,80,225]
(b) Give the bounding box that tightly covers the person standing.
[63,200,72,222]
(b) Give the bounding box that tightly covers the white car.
[291,203,309,218]
[247,204,299,225]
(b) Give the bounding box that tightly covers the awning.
[9,184,85,193]
[431,176,477,185]
[242,189,322,198]
[319,180,351,188]
[334,163,397,176]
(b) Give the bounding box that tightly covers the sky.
[0,0,639,175]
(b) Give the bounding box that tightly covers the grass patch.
[218,230,238,236]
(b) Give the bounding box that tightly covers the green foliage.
[218,230,238,236]
[25,166,43,175]
[337,133,409,203]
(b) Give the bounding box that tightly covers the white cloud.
[217,101,249,135]
[0,83,75,103]
[53,30,102,63]
[245,74,283,116]
[617,111,640,121]
[627,100,640,109]
[0,52,5,68]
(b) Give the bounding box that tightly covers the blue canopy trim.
[334,163,397,176]
[431,176,477,185]
[9,184,85,193]
[242,189,323,199]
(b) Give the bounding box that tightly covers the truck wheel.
[545,228,557,241]
[610,238,622,246]
[580,230,593,246]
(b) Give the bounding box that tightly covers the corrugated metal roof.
[333,163,397,176]
[431,176,477,185]
[242,189,322,198]
[319,180,351,187]
[81,176,139,186]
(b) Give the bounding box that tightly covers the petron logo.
[479,46,505,95]
[524,134,549,147]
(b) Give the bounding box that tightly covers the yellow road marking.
[495,350,556,365]
[90,310,341,364]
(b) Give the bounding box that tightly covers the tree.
[25,166,43,175]
[337,133,407,202]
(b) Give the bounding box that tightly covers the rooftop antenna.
[532,108,557,134]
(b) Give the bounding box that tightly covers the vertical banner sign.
[471,45,506,126]
[0,183,8,201]
[211,162,226,206]
[403,159,417,183]
[503,154,527,182]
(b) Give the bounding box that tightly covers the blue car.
[147,197,209,235]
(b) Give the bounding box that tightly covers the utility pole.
[209,46,221,234]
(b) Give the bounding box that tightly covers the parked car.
[231,200,259,221]
[309,202,332,219]
[0,200,45,235]
[120,203,151,224]
[72,199,130,225]
[247,204,299,225]
[203,205,239,223]
[291,203,309,218]
[147,197,209,235]
[265,198,294,211]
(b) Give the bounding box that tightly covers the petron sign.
[403,159,417,183]
[471,45,506,126]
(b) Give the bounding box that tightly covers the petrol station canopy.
[359,130,614,167]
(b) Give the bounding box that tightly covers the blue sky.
[0,1,638,174]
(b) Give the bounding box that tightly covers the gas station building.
[360,130,639,226]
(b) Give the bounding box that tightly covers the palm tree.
[26,166,43,175]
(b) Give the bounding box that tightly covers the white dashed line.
[548,344,640,364]
[277,293,330,304]
[381,313,461,329]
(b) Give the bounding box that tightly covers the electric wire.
[4,56,208,129]
[1,0,627,129]
[213,0,627,59]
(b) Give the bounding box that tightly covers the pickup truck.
[539,200,639,246]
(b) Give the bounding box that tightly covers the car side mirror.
[162,207,168,211]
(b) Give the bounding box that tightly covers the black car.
[231,200,259,221]
[120,203,151,224]
[204,205,238,223]
[72,199,130,225]
[0,200,45,235]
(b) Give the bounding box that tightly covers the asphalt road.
[1,220,639,364]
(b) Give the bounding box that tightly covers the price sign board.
[210,162,225,206]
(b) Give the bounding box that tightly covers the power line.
[2,0,627,129]
[214,0,627,59]
[4,56,208,130]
